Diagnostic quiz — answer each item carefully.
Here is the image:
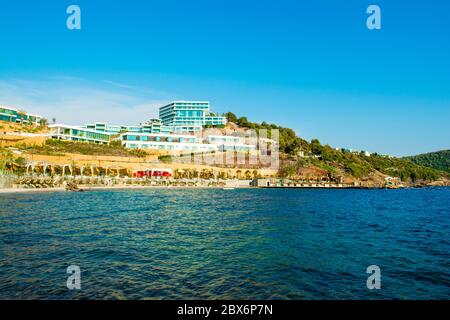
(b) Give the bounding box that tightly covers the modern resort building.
[49,124,112,144]
[5,101,257,153]
[0,106,43,126]
[121,132,218,152]
[159,101,227,133]
[207,135,256,152]
[82,119,173,135]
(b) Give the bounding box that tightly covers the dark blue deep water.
[0,188,449,300]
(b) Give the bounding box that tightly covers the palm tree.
[39,118,48,127]
[18,110,26,125]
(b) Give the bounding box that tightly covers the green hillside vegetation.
[18,139,147,158]
[279,142,445,182]
[0,147,26,171]
[224,112,449,182]
[404,150,450,173]
[225,112,310,154]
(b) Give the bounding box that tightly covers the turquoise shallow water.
[0,187,449,299]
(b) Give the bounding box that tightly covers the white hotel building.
[47,101,257,153]
[121,132,219,152]
[207,135,256,152]
[49,124,112,144]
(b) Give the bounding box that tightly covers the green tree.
[39,118,48,126]
[224,112,238,123]
[310,139,323,155]
[237,117,250,127]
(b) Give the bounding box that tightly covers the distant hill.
[404,150,450,173]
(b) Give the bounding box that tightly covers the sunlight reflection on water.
[0,188,449,299]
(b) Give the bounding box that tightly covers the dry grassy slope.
[0,121,49,134]
[0,121,48,147]
[0,135,46,148]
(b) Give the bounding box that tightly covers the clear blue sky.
[0,0,449,156]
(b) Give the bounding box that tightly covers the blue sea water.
[0,187,449,300]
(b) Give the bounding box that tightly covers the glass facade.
[0,106,43,125]
[121,133,217,152]
[159,101,227,128]
[207,135,256,152]
[83,120,173,135]
[49,125,111,144]
[122,134,196,144]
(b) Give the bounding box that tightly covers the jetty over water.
[251,178,361,189]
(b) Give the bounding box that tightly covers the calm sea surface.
[0,188,449,299]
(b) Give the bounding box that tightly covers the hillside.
[404,150,450,173]
[20,139,148,158]
[224,112,450,186]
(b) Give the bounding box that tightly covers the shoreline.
[0,185,251,194]
[0,184,447,194]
